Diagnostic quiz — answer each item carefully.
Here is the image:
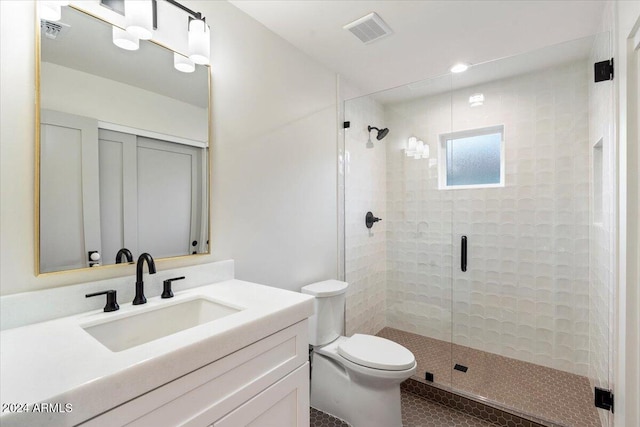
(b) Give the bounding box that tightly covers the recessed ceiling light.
[450,63,470,73]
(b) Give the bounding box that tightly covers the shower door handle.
[461,236,467,272]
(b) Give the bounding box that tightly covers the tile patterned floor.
[401,390,503,427]
[310,390,502,427]
[310,407,350,427]
[402,380,545,427]
[377,327,602,427]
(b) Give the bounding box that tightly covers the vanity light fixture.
[125,0,154,40]
[414,140,425,159]
[405,137,429,159]
[174,52,195,73]
[450,62,470,73]
[112,26,140,51]
[39,0,69,22]
[419,141,430,159]
[104,0,210,67]
[162,0,211,65]
[188,16,210,65]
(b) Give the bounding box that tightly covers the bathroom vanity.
[0,279,314,427]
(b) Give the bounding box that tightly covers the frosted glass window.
[440,126,504,188]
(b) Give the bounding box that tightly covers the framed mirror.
[36,5,211,274]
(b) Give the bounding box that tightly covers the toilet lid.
[301,280,348,297]
[337,334,415,371]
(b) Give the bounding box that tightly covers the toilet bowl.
[302,280,416,427]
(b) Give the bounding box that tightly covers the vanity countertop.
[0,280,314,426]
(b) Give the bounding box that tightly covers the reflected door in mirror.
[40,110,101,272]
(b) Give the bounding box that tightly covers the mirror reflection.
[38,6,210,274]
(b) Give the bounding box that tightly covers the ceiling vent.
[344,12,393,44]
[40,20,71,40]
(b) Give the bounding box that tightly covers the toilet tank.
[301,280,348,346]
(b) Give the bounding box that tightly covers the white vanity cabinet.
[212,365,309,427]
[81,320,309,427]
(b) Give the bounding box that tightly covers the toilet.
[302,280,416,427]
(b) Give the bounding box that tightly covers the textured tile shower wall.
[384,61,591,376]
[385,91,454,343]
[344,96,387,336]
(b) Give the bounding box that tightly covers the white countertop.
[0,279,314,426]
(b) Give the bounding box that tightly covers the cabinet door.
[79,321,309,427]
[212,363,309,427]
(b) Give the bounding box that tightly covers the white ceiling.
[229,0,607,95]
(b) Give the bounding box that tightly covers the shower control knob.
[365,211,382,229]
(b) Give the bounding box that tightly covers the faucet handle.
[86,290,119,312]
[162,276,185,299]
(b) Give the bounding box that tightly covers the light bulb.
[174,52,195,73]
[414,140,424,159]
[113,26,139,51]
[188,18,210,65]
[125,0,154,40]
[421,143,430,159]
[406,136,417,157]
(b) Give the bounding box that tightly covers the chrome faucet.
[133,253,156,305]
[115,248,133,264]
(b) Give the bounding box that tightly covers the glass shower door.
[449,35,613,427]
[341,32,613,427]
[341,73,456,391]
[383,74,455,391]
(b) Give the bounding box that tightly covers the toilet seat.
[337,334,415,371]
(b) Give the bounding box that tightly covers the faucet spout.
[133,253,156,305]
[115,248,133,264]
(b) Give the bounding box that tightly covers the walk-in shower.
[340,33,614,427]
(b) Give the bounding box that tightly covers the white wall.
[613,2,640,427]
[41,62,208,142]
[0,0,338,296]
[197,0,339,292]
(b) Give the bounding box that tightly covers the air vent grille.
[40,20,71,40]
[344,12,393,44]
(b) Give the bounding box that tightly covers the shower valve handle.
[365,211,382,229]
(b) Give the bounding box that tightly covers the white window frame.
[438,124,505,190]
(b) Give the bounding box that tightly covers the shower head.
[368,126,389,141]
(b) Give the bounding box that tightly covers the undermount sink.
[82,297,243,352]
